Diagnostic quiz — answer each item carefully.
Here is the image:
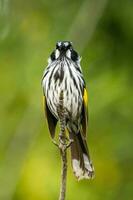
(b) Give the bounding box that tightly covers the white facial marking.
[66,49,71,58]
[64,42,69,47]
[58,42,62,47]
[55,49,60,59]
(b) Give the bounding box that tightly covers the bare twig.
[56,91,72,200]
[57,91,67,200]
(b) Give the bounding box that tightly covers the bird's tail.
[69,131,94,180]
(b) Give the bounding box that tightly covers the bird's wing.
[43,96,58,138]
[81,87,88,137]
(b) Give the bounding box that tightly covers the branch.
[54,91,73,200]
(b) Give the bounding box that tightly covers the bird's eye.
[68,41,73,48]
[56,44,59,49]
[56,44,58,49]
[67,43,71,49]
[71,49,78,62]
[50,51,56,61]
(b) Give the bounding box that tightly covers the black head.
[56,41,72,51]
[49,41,79,63]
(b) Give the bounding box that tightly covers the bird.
[42,41,94,180]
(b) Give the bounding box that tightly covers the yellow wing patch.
[83,88,88,108]
[81,88,89,137]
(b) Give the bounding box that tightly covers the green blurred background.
[0,0,133,199]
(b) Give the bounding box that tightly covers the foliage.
[0,0,133,199]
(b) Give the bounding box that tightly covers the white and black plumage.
[42,41,94,180]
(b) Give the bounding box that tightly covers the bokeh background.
[0,0,133,199]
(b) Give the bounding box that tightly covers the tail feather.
[69,131,94,180]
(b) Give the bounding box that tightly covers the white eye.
[55,49,60,59]
[66,49,71,58]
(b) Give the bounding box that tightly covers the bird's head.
[48,41,80,63]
